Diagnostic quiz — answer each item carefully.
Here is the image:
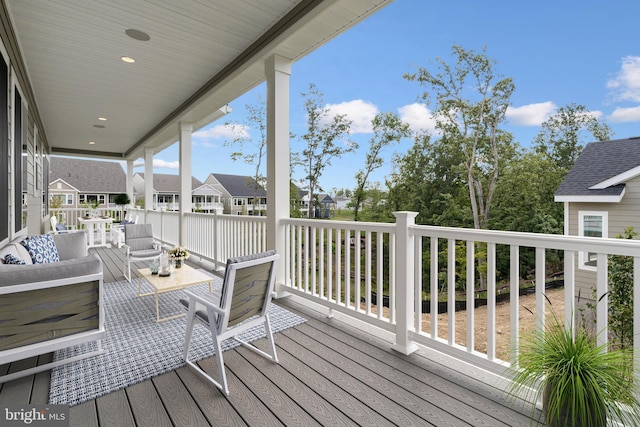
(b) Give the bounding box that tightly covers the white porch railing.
[133,209,267,271]
[126,208,640,382]
[281,213,640,379]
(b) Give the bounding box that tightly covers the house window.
[79,194,105,206]
[578,211,608,270]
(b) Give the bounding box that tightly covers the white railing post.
[392,211,419,355]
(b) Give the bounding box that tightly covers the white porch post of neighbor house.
[126,159,134,212]
[265,54,291,286]
[179,121,193,246]
[144,147,154,215]
[392,211,419,355]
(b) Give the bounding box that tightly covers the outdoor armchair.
[122,223,162,282]
[181,250,279,395]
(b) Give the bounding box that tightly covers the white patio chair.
[181,250,279,395]
[122,223,162,282]
[50,215,76,234]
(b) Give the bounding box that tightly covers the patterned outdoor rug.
[49,272,306,406]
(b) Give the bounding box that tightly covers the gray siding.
[567,175,640,297]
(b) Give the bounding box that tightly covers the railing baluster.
[447,238,456,346]
[467,240,475,354]
[487,242,496,361]
[430,237,438,338]
[509,245,519,364]
[596,252,608,348]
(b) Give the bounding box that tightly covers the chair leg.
[183,306,230,395]
[235,314,278,363]
[123,259,131,282]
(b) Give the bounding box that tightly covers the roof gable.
[49,157,126,193]
[209,173,266,197]
[555,137,640,202]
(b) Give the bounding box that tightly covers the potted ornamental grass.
[507,309,640,426]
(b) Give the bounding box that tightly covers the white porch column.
[392,211,419,355]
[126,159,134,211]
[265,55,291,285]
[179,121,193,246]
[144,147,154,216]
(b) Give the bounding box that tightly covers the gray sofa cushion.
[52,231,88,261]
[0,255,102,286]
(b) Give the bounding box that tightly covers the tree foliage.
[299,83,355,218]
[608,226,637,349]
[404,45,515,229]
[533,103,612,171]
[223,96,267,204]
[353,112,410,221]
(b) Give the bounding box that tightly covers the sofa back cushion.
[20,234,60,264]
[52,232,88,260]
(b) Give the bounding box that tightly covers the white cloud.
[324,99,378,134]
[608,105,640,123]
[398,103,438,134]
[607,55,640,102]
[506,102,557,126]
[193,124,241,140]
[153,159,179,169]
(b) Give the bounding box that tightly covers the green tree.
[113,193,131,221]
[224,96,267,209]
[608,226,637,349]
[387,132,469,226]
[533,103,612,171]
[353,112,410,221]
[404,45,515,229]
[299,83,354,218]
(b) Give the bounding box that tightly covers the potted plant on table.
[507,310,640,426]
[168,246,189,268]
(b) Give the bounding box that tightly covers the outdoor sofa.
[0,231,104,382]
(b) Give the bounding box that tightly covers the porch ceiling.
[4,0,391,161]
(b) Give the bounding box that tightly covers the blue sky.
[148,0,640,194]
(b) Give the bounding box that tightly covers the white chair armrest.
[184,290,225,317]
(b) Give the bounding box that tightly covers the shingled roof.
[136,173,203,192]
[210,173,266,197]
[49,157,125,192]
[555,137,640,202]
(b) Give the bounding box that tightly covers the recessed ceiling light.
[125,29,150,42]
[98,117,107,121]
[89,141,96,145]
[121,56,136,63]
[93,124,105,129]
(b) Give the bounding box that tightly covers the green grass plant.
[507,311,640,426]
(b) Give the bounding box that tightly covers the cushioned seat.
[122,223,162,282]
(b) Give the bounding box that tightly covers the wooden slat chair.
[180,250,279,395]
[122,223,162,282]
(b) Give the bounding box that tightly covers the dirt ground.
[421,287,565,360]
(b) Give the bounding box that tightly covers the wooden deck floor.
[0,246,538,426]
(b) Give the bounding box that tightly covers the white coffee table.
[137,264,213,322]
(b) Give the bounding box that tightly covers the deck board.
[0,246,538,426]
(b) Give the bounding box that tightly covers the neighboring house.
[555,136,640,297]
[299,190,335,218]
[333,195,352,210]
[205,173,267,215]
[49,156,126,210]
[133,173,222,213]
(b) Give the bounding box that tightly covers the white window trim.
[578,210,608,271]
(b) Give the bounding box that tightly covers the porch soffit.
[4,0,392,161]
